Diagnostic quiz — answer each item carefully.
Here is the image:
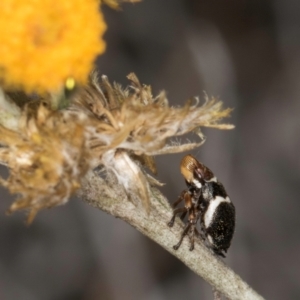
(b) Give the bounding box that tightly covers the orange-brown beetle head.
[180,155,215,187]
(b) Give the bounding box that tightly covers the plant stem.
[79,171,265,300]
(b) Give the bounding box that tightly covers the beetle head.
[180,155,214,188]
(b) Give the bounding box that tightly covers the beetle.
[168,154,235,257]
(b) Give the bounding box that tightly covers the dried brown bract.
[0,100,92,223]
[0,73,234,222]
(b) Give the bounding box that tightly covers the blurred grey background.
[1,0,300,299]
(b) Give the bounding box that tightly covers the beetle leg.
[194,227,205,241]
[172,190,188,208]
[180,210,187,221]
[167,207,187,227]
[188,225,196,251]
[173,222,191,250]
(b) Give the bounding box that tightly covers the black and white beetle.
[168,154,235,257]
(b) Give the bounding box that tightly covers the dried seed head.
[0,101,92,223]
[0,73,233,222]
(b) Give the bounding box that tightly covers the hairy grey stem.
[79,171,265,300]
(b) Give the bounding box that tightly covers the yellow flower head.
[0,0,106,93]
